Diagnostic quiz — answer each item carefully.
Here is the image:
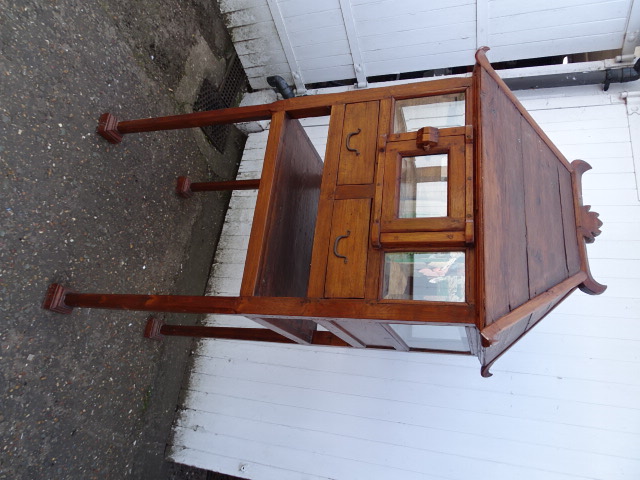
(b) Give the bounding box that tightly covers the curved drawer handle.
[345,129,361,155]
[333,230,351,264]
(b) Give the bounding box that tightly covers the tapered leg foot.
[176,176,193,198]
[43,283,74,314]
[97,112,123,144]
[144,316,164,340]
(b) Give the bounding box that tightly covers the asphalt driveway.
[1,1,246,478]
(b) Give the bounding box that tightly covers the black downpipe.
[504,58,640,91]
[267,75,295,99]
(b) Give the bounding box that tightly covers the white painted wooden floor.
[168,77,640,480]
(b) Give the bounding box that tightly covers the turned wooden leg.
[144,316,165,340]
[97,113,123,144]
[42,284,74,314]
[176,177,261,198]
[143,318,294,343]
[43,284,242,315]
[96,104,272,143]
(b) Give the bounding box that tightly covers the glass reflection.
[399,153,447,218]
[383,252,465,302]
[394,93,465,133]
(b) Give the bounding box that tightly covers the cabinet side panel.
[256,116,324,297]
[479,68,529,325]
[521,115,570,297]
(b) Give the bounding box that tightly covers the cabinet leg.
[42,283,74,314]
[144,316,164,340]
[96,104,272,143]
[43,284,241,315]
[97,113,123,144]
[145,322,294,343]
[176,176,260,198]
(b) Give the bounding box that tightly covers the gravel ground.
[1,1,246,478]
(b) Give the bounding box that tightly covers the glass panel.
[399,153,447,218]
[390,324,470,351]
[382,252,465,302]
[393,93,465,133]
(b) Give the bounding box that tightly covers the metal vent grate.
[193,56,247,153]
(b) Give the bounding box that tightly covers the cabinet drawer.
[337,101,379,185]
[324,198,371,298]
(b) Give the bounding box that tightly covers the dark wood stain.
[521,115,568,297]
[46,49,606,377]
[479,68,529,325]
[255,115,323,298]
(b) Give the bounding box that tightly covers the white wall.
[168,76,640,479]
[220,0,639,90]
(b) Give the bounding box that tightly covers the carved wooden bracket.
[416,127,439,150]
[571,160,607,295]
[578,205,602,244]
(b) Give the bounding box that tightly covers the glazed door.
[378,127,472,247]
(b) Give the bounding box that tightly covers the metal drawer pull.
[333,230,351,263]
[345,129,361,155]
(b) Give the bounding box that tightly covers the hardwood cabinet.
[47,48,605,376]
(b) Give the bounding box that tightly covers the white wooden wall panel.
[221,0,639,90]
[168,75,640,479]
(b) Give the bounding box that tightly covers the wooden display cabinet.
[44,49,605,376]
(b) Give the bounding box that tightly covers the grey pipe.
[267,75,295,99]
[504,59,640,91]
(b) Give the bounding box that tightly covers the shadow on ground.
[1,1,247,478]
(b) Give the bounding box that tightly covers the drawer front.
[337,101,379,185]
[324,198,371,298]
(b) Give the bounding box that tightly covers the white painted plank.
[284,8,344,33]
[181,384,640,458]
[297,64,359,83]
[540,116,629,133]
[355,5,476,37]
[622,0,640,55]
[169,446,327,480]
[224,5,274,28]
[229,21,280,43]
[191,338,640,409]
[189,345,640,418]
[533,312,640,339]
[173,405,640,480]
[553,293,640,317]
[572,189,639,205]
[358,22,477,52]
[489,34,625,63]
[489,0,630,33]
[294,38,351,61]
[172,425,470,480]
[586,240,640,259]
[490,18,628,47]
[513,329,640,362]
[488,0,625,18]
[364,50,476,77]
[589,258,640,279]
[202,314,256,328]
[543,126,630,145]
[289,24,347,47]
[278,0,341,18]
[219,0,267,14]
[353,0,474,23]
[582,173,637,190]
[238,49,289,69]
